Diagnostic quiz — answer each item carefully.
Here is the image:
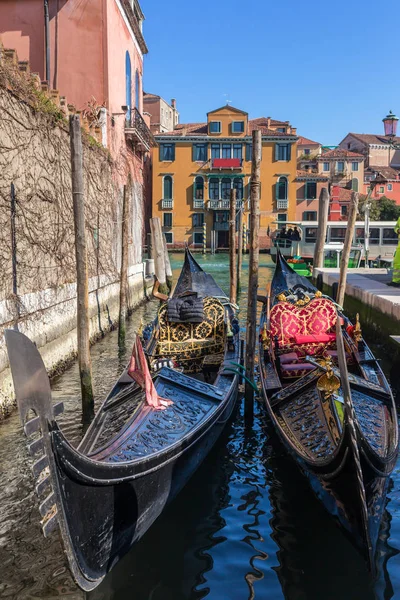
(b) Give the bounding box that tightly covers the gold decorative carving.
[277,293,287,302]
[354,313,362,343]
[261,323,270,349]
[317,356,340,399]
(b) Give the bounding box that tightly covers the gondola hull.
[259,249,398,571]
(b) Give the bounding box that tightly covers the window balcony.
[214,222,229,231]
[208,198,245,210]
[125,107,156,152]
[211,158,243,170]
[277,199,288,210]
[162,199,173,209]
[193,199,205,209]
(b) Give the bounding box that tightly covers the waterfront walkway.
[314,267,400,321]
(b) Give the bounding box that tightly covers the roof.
[331,186,367,202]
[207,105,248,116]
[156,118,296,138]
[366,166,400,181]
[318,148,363,159]
[297,136,321,146]
[143,92,160,99]
[296,170,329,181]
[347,133,400,146]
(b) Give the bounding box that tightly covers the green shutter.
[275,144,280,161]
[192,145,196,162]
[287,144,291,161]
[275,182,279,200]
[171,144,175,161]
[160,144,164,161]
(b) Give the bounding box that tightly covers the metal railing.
[277,199,288,209]
[208,198,245,210]
[162,199,173,209]
[193,199,205,209]
[125,107,156,151]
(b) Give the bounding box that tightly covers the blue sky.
[141,0,397,145]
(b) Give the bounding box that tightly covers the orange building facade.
[152,106,298,250]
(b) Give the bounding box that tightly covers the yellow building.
[152,105,298,250]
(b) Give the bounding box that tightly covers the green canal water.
[1,253,400,599]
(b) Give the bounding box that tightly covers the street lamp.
[383,110,400,147]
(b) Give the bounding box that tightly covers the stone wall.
[0,48,149,419]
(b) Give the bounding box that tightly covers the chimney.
[267,117,271,128]
[171,98,176,109]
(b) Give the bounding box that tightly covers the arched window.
[163,176,173,199]
[194,176,204,200]
[135,69,140,109]
[125,52,132,117]
[276,176,288,200]
[209,178,219,200]
[233,178,243,200]
[352,178,359,192]
[221,178,231,200]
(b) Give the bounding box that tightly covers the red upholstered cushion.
[298,298,337,335]
[282,362,315,371]
[269,303,302,346]
[293,333,336,344]
[270,297,337,346]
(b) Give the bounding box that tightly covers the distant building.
[295,170,329,221]
[152,105,298,249]
[143,93,179,133]
[317,148,364,192]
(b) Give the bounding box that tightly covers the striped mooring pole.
[243,222,247,253]
[203,221,207,254]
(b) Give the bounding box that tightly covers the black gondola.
[5,248,240,592]
[259,249,398,572]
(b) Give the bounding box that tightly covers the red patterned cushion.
[269,303,302,346]
[293,333,336,344]
[280,352,299,364]
[298,298,337,335]
[270,298,337,347]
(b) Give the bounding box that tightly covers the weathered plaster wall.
[0,62,148,419]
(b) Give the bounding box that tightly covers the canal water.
[1,253,400,600]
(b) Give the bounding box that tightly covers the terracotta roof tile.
[347,133,400,146]
[156,119,296,138]
[296,170,329,181]
[331,186,367,201]
[297,136,321,146]
[318,148,363,159]
[366,166,400,180]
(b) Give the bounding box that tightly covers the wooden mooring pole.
[337,192,359,308]
[245,129,262,423]
[313,187,329,269]
[150,217,168,296]
[118,183,129,347]
[229,187,237,304]
[69,114,94,424]
[237,204,243,295]
[163,233,173,291]
[10,183,19,329]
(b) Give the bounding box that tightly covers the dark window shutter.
[171,144,175,161]
[275,144,279,161]
[287,144,291,161]
[160,144,164,161]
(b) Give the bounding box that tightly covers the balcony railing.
[277,199,288,210]
[162,199,173,209]
[211,158,243,170]
[214,222,229,231]
[125,107,156,152]
[208,198,245,210]
[193,199,205,209]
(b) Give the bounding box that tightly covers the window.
[341,205,348,217]
[233,144,243,159]
[246,143,252,161]
[209,121,221,133]
[163,212,172,227]
[277,127,286,133]
[370,227,380,245]
[221,178,231,199]
[160,143,175,161]
[352,162,359,171]
[305,227,317,243]
[209,178,219,200]
[211,144,220,159]
[330,228,346,242]
[388,183,393,191]
[192,213,204,227]
[193,144,208,162]
[336,161,345,172]
[276,176,288,200]
[354,227,364,243]
[163,176,173,199]
[379,186,385,193]
[233,178,243,200]
[277,213,287,222]
[125,52,132,116]
[305,182,317,200]
[194,176,204,200]
[303,211,317,221]
[382,228,398,245]
[232,121,245,133]
[164,232,173,244]
[323,162,330,172]
[194,232,204,244]
[275,144,291,161]
[135,69,140,109]
[222,144,232,159]
[304,148,311,155]
[352,178,359,192]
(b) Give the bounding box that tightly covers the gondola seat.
[156,296,226,373]
[270,297,337,358]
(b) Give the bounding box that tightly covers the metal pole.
[69,115,94,425]
[44,0,50,84]
[245,130,262,424]
[229,188,237,303]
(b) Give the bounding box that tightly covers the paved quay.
[313,267,400,322]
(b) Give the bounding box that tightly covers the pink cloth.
[293,333,336,344]
[128,336,173,411]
